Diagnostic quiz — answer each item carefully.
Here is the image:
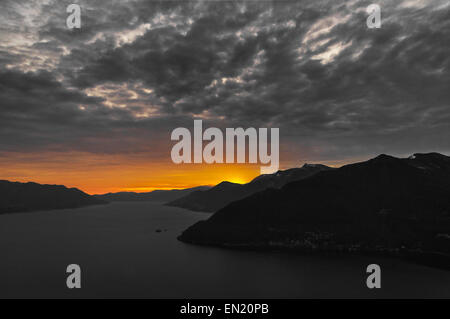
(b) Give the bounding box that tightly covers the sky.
[0,0,449,194]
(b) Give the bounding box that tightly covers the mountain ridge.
[178,153,450,264]
[0,180,105,215]
[94,186,211,202]
[167,164,333,212]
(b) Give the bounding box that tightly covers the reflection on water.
[1,202,450,298]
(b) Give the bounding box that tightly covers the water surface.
[1,202,449,298]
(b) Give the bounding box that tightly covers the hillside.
[179,153,450,261]
[0,180,105,214]
[167,164,332,212]
[94,186,210,202]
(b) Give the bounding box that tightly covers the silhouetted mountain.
[95,186,211,203]
[179,153,450,263]
[0,180,105,215]
[168,164,332,212]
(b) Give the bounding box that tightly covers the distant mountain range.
[167,164,333,212]
[94,186,210,202]
[179,153,450,265]
[0,180,105,215]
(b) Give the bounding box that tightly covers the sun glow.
[0,151,261,195]
[225,177,249,185]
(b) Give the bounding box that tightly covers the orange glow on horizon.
[0,151,357,195]
[0,151,261,195]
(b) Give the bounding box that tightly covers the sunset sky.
[1,0,449,194]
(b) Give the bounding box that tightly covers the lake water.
[1,202,450,298]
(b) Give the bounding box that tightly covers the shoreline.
[178,236,450,271]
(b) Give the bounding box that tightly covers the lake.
[1,202,450,298]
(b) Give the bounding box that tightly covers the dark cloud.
[0,0,449,162]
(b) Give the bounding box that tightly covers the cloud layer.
[1,0,449,164]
